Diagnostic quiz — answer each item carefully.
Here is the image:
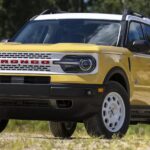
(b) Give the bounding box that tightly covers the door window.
[127,22,144,52]
[142,24,150,42]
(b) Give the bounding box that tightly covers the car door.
[127,21,150,105]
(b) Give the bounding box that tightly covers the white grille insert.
[0,52,51,59]
[0,52,53,73]
[0,52,98,75]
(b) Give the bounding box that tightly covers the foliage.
[6,120,49,133]
[0,0,54,39]
[0,0,150,40]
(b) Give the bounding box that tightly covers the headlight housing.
[53,55,97,73]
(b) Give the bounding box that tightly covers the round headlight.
[53,55,97,73]
[79,59,93,72]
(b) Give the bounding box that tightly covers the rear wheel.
[0,120,9,132]
[84,81,130,139]
[49,121,77,138]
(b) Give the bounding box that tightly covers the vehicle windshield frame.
[10,19,121,46]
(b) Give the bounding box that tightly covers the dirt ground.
[0,132,150,150]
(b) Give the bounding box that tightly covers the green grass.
[0,120,149,150]
[6,120,49,133]
[6,120,150,136]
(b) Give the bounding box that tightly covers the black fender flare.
[104,67,130,97]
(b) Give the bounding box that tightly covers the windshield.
[11,19,121,46]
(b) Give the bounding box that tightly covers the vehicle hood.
[0,42,129,54]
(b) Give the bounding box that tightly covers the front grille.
[0,52,96,74]
[0,64,51,71]
[0,52,51,59]
[0,52,52,73]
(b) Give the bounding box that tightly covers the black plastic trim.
[104,67,130,96]
[131,105,150,123]
[128,57,131,72]
[0,83,103,121]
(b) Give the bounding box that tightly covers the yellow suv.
[0,10,150,139]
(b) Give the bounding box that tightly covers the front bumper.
[0,83,103,121]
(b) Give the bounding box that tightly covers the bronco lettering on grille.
[0,52,53,73]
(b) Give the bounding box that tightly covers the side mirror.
[1,39,9,43]
[132,40,150,52]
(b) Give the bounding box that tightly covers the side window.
[142,24,150,42]
[127,22,144,52]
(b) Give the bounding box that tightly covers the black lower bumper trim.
[0,83,103,121]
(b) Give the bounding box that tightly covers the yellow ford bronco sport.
[0,10,150,139]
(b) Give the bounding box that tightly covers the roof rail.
[30,15,38,21]
[40,9,66,15]
[122,9,144,20]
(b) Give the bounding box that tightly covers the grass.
[0,120,149,150]
[6,120,49,133]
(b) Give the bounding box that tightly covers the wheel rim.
[102,92,125,132]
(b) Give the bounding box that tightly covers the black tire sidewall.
[50,121,77,138]
[61,122,77,137]
[0,120,9,132]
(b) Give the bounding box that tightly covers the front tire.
[84,81,130,139]
[0,120,9,132]
[49,121,77,138]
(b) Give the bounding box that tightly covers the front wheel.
[84,81,130,139]
[49,121,77,138]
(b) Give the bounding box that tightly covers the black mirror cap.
[132,40,150,52]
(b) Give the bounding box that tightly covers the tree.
[0,0,88,39]
[54,0,86,12]
[91,0,150,16]
[126,0,150,16]
[0,0,54,39]
[0,0,150,40]
[90,0,125,13]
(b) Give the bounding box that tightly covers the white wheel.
[102,92,125,132]
[84,81,130,139]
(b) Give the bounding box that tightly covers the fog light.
[98,88,104,93]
